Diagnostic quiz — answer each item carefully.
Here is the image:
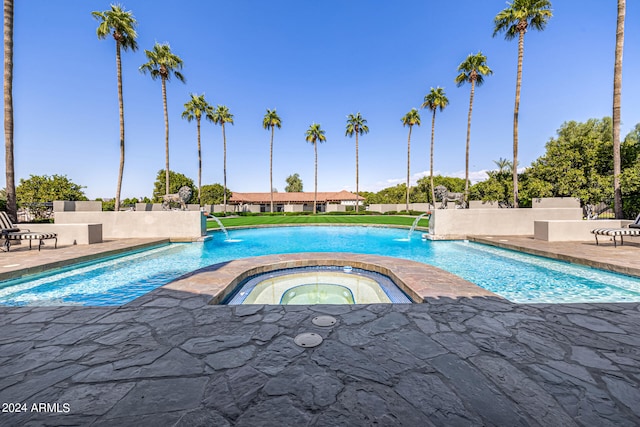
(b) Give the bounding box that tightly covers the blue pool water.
[1,226,640,306]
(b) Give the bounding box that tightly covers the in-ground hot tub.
[223,266,412,305]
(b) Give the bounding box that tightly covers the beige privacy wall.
[54,211,207,240]
[429,208,583,239]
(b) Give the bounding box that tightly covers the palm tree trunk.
[3,0,16,223]
[197,117,202,206]
[406,126,412,213]
[223,123,227,214]
[465,81,476,203]
[613,0,625,219]
[162,77,169,195]
[314,140,318,214]
[430,109,436,208]
[355,131,359,213]
[270,127,274,213]
[115,41,124,212]
[512,28,525,209]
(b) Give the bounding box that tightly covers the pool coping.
[0,239,170,282]
[470,235,640,279]
[160,252,500,304]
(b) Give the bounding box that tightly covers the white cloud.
[364,169,492,192]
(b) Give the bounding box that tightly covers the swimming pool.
[1,226,640,305]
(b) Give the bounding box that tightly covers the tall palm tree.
[92,4,138,213]
[212,105,234,214]
[455,52,493,203]
[494,0,552,208]
[345,112,369,212]
[182,93,214,206]
[612,0,625,219]
[401,109,421,213]
[139,42,185,196]
[4,0,15,222]
[263,109,282,213]
[305,123,327,214]
[421,87,449,207]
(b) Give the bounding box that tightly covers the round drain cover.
[294,332,323,348]
[312,315,337,327]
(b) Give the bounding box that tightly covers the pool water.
[281,285,356,305]
[1,226,640,305]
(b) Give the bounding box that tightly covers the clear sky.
[4,1,640,199]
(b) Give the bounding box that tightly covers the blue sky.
[5,1,640,199]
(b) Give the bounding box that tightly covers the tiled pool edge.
[0,239,170,282]
[159,252,500,304]
[470,235,640,278]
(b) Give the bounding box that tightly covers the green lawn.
[207,215,429,229]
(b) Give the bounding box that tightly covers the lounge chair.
[591,214,640,247]
[0,211,57,251]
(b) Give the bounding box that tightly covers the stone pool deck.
[1,295,639,426]
[0,236,640,425]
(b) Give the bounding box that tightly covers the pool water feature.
[2,226,640,305]
[224,266,411,305]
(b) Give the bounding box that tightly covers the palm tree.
[305,123,327,214]
[92,5,138,213]
[263,109,282,213]
[4,0,16,222]
[212,105,234,214]
[494,0,552,208]
[182,94,214,206]
[139,42,185,196]
[421,87,449,207]
[455,52,493,203]
[345,112,369,212]
[401,109,421,213]
[612,0,625,219]
[494,157,512,174]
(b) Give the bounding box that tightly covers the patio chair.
[591,213,640,247]
[0,211,57,251]
[628,213,640,229]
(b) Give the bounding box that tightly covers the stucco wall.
[534,219,624,242]
[22,223,103,245]
[429,208,582,239]
[54,211,206,240]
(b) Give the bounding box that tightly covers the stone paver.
[1,294,639,426]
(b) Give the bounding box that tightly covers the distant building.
[229,190,363,213]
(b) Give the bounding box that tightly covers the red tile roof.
[230,190,363,204]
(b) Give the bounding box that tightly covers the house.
[229,190,364,213]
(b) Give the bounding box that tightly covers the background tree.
[345,112,369,212]
[17,175,87,219]
[139,42,185,195]
[182,93,214,206]
[151,169,197,204]
[4,0,16,222]
[285,173,303,192]
[401,108,421,213]
[92,4,138,212]
[212,105,234,214]
[494,0,552,208]
[612,0,626,218]
[526,118,613,210]
[620,123,640,217]
[201,183,232,205]
[421,87,449,207]
[455,52,493,203]
[305,123,326,214]
[263,109,281,213]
